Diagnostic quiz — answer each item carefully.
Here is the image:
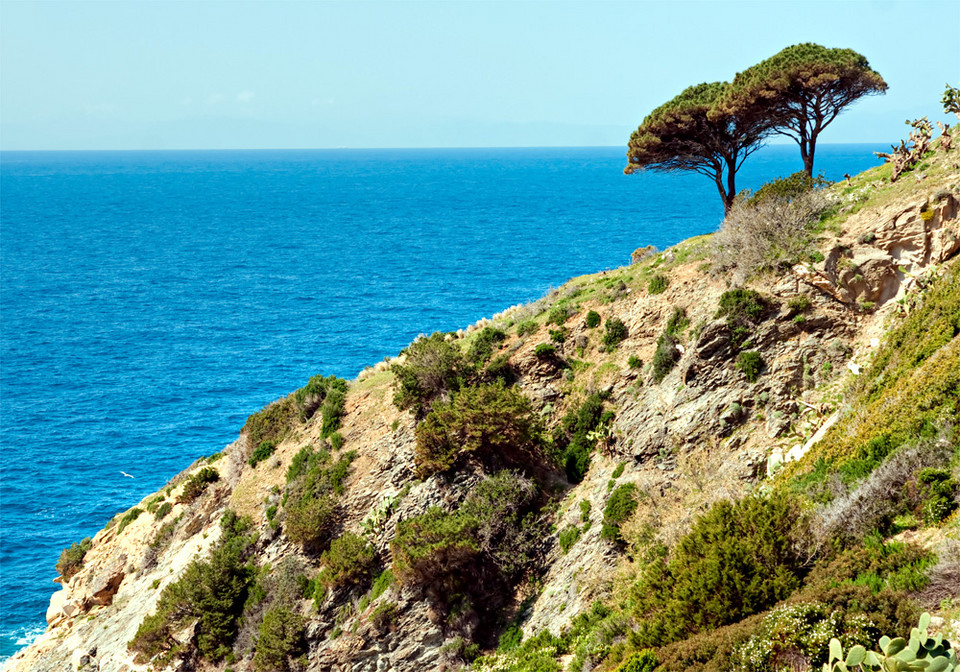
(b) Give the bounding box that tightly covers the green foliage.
[722,43,887,175]
[370,569,395,601]
[56,537,92,580]
[392,332,468,414]
[253,605,305,672]
[117,508,143,534]
[747,171,832,206]
[625,81,774,213]
[294,375,349,437]
[283,446,356,551]
[631,493,807,647]
[319,532,376,590]
[602,483,638,543]
[128,512,255,665]
[732,601,877,672]
[648,274,669,295]
[917,468,958,524]
[944,83,960,118]
[788,295,812,314]
[469,327,507,367]
[717,288,767,349]
[611,462,625,479]
[179,467,220,504]
[548,305,572,326]
[580,498,592,524]
[603,317,629,349]
[585,310,601,328]
[482,353,516,386]
[554,392,609,482]
[652,332,680,383]
[549,326,568,343]
[474,629,564,672]
[414,382,543,477]
[651,307,688,384]
[155,501,173,520]
[615,650,658,672]
[822,613,958,672]
[534,343,557,358]
[370,601,399,630]
[329,431,344,451]
[243,396,298,449]
[516,320,539,337]
[558,525,581,554]
[392,473,541,625]
[628,355,642,369]
[736,350,764,383]
[391,506,481,601]
[248,440,277,468]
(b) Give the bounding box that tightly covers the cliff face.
[6,144,960,672]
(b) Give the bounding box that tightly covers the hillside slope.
[6,130,960,672]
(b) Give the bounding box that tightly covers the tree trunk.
[803,137,817,177]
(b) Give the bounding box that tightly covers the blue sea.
[0,144,882,658]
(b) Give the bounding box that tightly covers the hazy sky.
[1,0,958,150]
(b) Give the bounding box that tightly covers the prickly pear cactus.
[823,614,959,672]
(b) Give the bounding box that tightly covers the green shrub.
[329,432,344,451]
[392,332,468,413]
[717,288,766,322]
[580,498,592,524]
[615,650,657,672]
[468,327,507,366]
[554,393,609,483]
[747,170,831,206]
[648,274,669,295]
[585,310,601,328]
[56,537,92,580]
[248,440,277,467]
[117,508,143,534]
[243,396,298,449]
[603,317,629,349]
[602,484,638,543]
[548,305,571,326]
[370,601,399,630]
[652,332,680,383]
[717,289,767,349]
[628,355,643,369]
[611,463,625,479]
[549,327,568,343]
[370,569,395,601]
[483,353,516,386]
[736,351,763,383]
[391,506,481,601]
[320,532,376,590]
[459,472,543,580]
[516,321,538,337]
[665,307,689,336]
[414,382,543,477]
[731,602,875,672]
[294,375,349,435]
[788,295,812,314]
[917,468,958,524]
[392,473,542,622]
[128,512,255,665]
[558,525,581,554]
[155,502,173,520]
[630,493,807,647]
[179,467,220,504]
[534,343,557,358]
[283,447,356,551]
[253,605,305,672]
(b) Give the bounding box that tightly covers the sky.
[1,0,958,151]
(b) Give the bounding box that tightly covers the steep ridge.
[6,131,960,672]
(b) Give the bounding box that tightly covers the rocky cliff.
[6,134,960,672]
